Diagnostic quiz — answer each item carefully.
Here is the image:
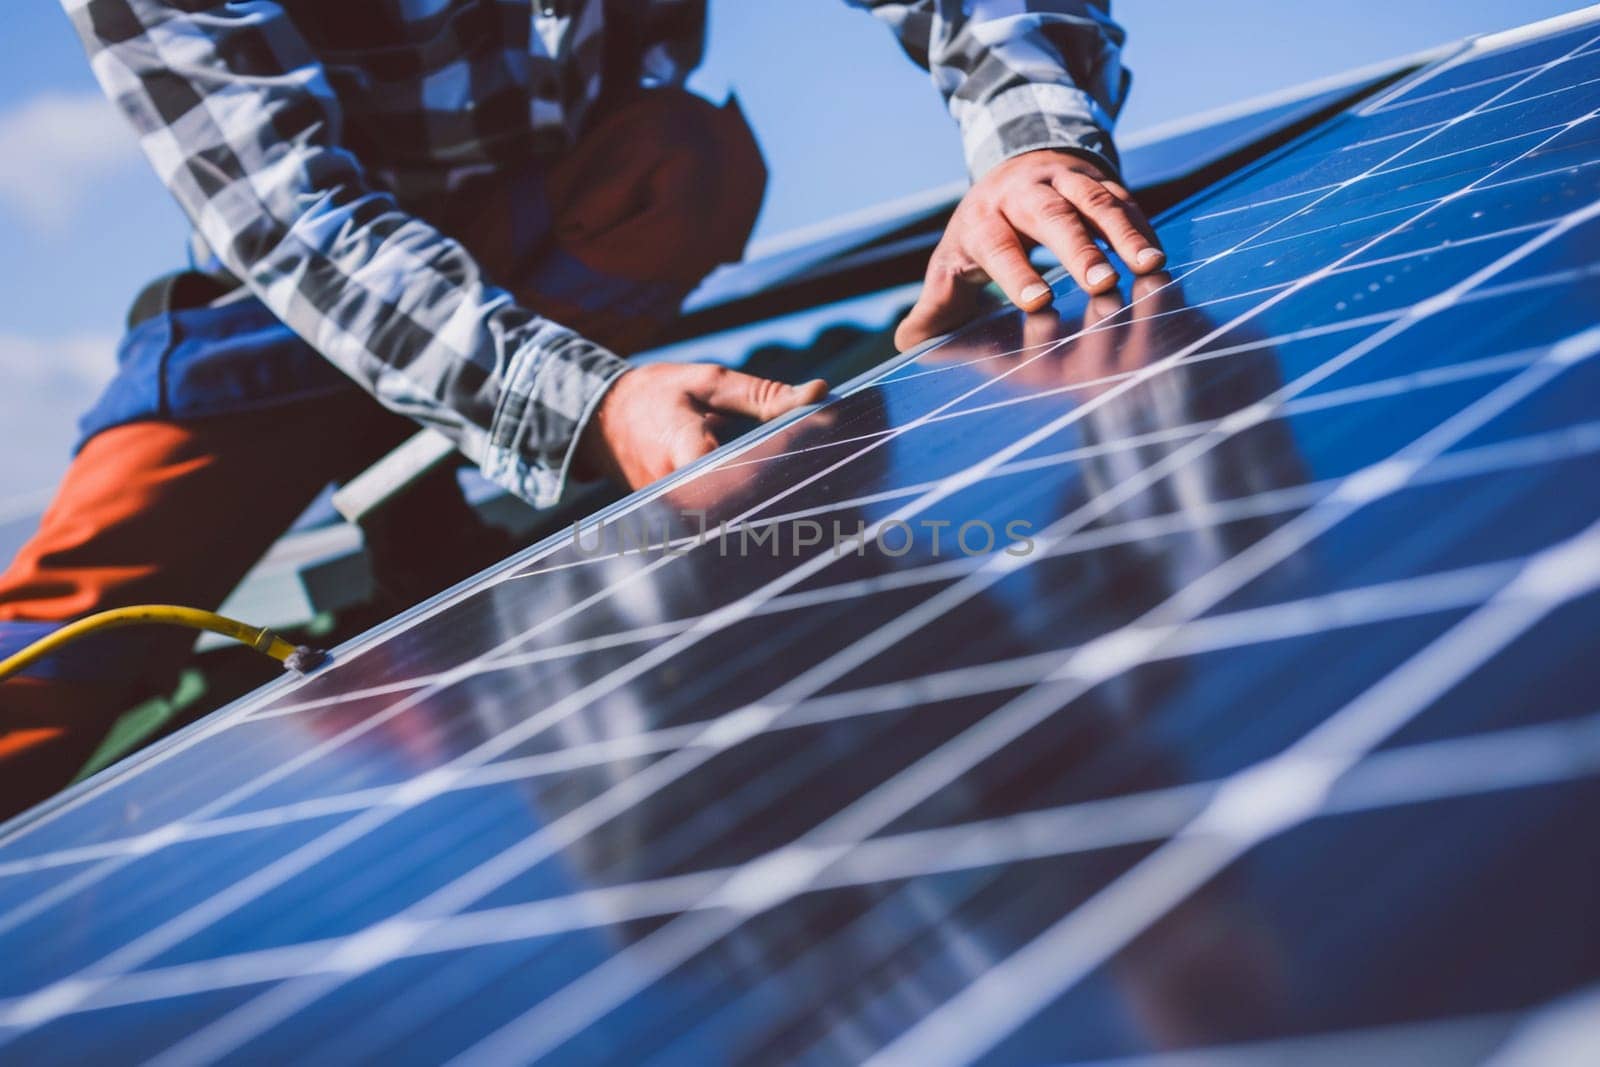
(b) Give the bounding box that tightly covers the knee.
[549,88,769,284]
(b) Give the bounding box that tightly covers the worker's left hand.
[575,364,829,492]
[895,149,1165,352]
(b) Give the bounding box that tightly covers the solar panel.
[3,11,1600,1064]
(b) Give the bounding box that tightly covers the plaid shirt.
[63,0,1127,507]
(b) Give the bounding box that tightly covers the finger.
[1001,306,1071,388]
[967,216,1055,313]
[1063,173,1161,270]
[1021,304,1066,353]
[1103,180,1163,250]
[701,369,828,422]
[1056,171,1164,275]
[896,250,989,351]
[1086,288,1128,326]
[1005,187,1117,297]
[1075,287,1126,385]
[1129,270,1175,314]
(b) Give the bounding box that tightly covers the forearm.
[65,0,628,507]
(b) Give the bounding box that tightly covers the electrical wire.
[0,605,326,684]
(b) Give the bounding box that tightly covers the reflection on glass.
[263,275,1325,1061]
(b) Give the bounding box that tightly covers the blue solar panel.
[2,13,1600,1064]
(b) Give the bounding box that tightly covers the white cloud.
[0,331,119,390]
[0,332,120,501]
[0,91,141,231]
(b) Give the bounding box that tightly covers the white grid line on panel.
[448,337,1568,596]
[12,64,1586,858]
[455,320,1600,1067]
[875,513,1600,1067]
[4,50,1592,1060]
[223,407,1599,731]
[2,710,1594,1027]
[428,118,1600,1067]
[1347,63,1600,146]
[698,263,1592,476]
[1370,63,1544,114]
[0,549,1555,882]
[1191,115,1592,223]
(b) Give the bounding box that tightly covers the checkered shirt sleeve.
[850,0,1130,179]
[61,0,630,509]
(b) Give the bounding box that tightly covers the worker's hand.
[576,364,829,491]
[895,149,1165,352]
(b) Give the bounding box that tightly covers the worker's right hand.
[895,149,1163,353]
[575,364,829,491]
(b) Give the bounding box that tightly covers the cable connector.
[0,605,329,683]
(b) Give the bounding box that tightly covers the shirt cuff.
[480,331,632,509]
[960,82,1122,182]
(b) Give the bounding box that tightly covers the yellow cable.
[0,605,326,684]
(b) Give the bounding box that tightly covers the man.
[0,0,1164,813]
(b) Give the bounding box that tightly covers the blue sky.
[0,0,1585,501]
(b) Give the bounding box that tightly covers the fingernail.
[1136,248,1164,267]
[1020,282,1051,306]
[1086,264,1116,288]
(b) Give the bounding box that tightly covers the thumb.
[895,268,987,353]
[705,371,828,422]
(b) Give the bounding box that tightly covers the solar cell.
[3,10,1600,1064]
